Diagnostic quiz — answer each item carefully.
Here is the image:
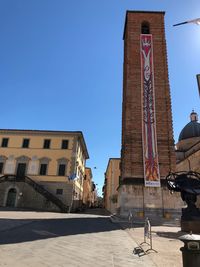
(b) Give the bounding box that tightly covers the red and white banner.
[140,34,160,187]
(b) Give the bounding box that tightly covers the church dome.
[178,111,200,141]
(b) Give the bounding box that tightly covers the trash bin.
[179,233,200,267]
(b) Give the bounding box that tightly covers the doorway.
[6,188,17,207]
[16,163,26,179]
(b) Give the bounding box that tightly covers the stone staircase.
[0,175,69,213]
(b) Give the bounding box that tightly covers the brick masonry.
[119,11,183,217]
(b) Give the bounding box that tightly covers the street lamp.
[197,74,200,97]
[173,18,200,27]
[173,18,200,97]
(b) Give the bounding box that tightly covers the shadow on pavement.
[155,231,183,239]
[78,208,111,216]
[0,216,121,245]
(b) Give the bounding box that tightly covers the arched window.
[141,22,150,34]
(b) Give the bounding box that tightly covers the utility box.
[179,233,200,267]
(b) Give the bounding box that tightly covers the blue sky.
[0,0,199,195]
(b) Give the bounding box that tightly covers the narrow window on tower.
[141,22,150,34]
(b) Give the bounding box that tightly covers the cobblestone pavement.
[0,210,155,267]
[111,216,183,267]
[125,225,183,267]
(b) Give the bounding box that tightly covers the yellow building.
[103,158,120,214]
[0,129,89,212]
[83,167,93,208]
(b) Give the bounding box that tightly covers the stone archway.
[6,188,17,207]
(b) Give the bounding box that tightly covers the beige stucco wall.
[0,133,75,180]
[83,167,92,206]
[104,159,120,214]
[0,130,89,211]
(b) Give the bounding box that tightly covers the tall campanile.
[119,11,182,219]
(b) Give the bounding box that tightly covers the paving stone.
[0,210,155,267]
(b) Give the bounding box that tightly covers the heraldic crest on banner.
[141,34,160,187]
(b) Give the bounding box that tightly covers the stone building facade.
[83,167,94,208]
[175,111,200,208]
[0,129,89,212]
[103,158,120,214]
[176,111,200,173]
[119,11,183,219]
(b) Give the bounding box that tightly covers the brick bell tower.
[119,11,183,219]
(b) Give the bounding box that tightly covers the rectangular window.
[22,138,30,148]
[43,139,51,149]
[61,140,69,149]
[56,189,63,195]
[39,164,47,175]
[0,162,4,174]
[58,164,66,176]
[1,138,9,147]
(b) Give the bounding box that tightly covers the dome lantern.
[190,110,198,122]
[178,111,200,142]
